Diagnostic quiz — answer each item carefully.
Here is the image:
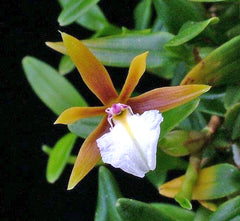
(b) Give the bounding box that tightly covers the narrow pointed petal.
[128,85,211,113]
[45,42,67,55]
[68,116,109,190]
[61,33,118,105]
[55,106,106,125]
[119,52,148,102]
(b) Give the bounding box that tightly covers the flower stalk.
[174,152,201,210]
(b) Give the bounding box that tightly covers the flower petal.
[68,116,109,190]
[128,85,211,113]
[45,42,67,55]
[97,110,163,177]
[118,52,148,102]
[54,106,106,125]
[61,33,118,105]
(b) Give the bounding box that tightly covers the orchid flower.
[49,33,210,190]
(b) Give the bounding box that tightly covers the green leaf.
[58,0,100,26]
[46,133,77,183]
[160,99,200,139]
[160,164,240,200]
[178,111,204,131]
[151,203,195,221]
[197,87,226,115]
[153,0,205,34]
[165,17,219,47]
[68,116,102,138]
[76,6,121,35]
[22,56,87,115]
[82,32,182,78]
[58,0,120,34]
[58,55,75,75]
[94,166,122,221]
[226,24,240,39]
[224,103,240,140]
[198,47,215,59]
[159,130,206,157]
[116,198,194,221]
[76,4,108,31]
[146,149,187,188]
[170,62,187,86]
[197,97,226,116]
[152,17,167,32]
[134,0,152,30]
[194,206,212,221]
[224,84,240,109]
[210,196,240,221]
[42,145,76,164]
[181,35,240,86]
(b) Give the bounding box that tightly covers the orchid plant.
[23,0,240,220]
[51,33,209,189]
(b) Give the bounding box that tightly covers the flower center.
[105,103,133,128]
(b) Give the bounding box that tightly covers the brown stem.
[207,115,222,136]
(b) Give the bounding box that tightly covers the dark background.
[2,0,172,220]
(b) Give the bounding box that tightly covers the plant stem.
[175,152,201,210]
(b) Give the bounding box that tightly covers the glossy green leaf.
[82,32,182,78]
[134,0,152,30]
[165,17,219,47]
[224,103,240,140]
[76,4,108,31]
[42,145,76,164]
[153,0,205,34]
[68,116,102,138]
[159,130,206,157]
[181,35,240,86]
[210,196,240,221]
[116,198,194,221]
[22,56,87,115]
[76,6,121,35]
[160,164,240,200]
[46,133,77,183]
[194,206,212,221]
[58,0,100,26]
[160,99,200,139]
[58,0,120,34]
[146,149,187,188]
[94,166,122,221]
[58,55,75,75]
[224,84,240,109]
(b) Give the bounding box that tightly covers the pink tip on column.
[105,103,131,128]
